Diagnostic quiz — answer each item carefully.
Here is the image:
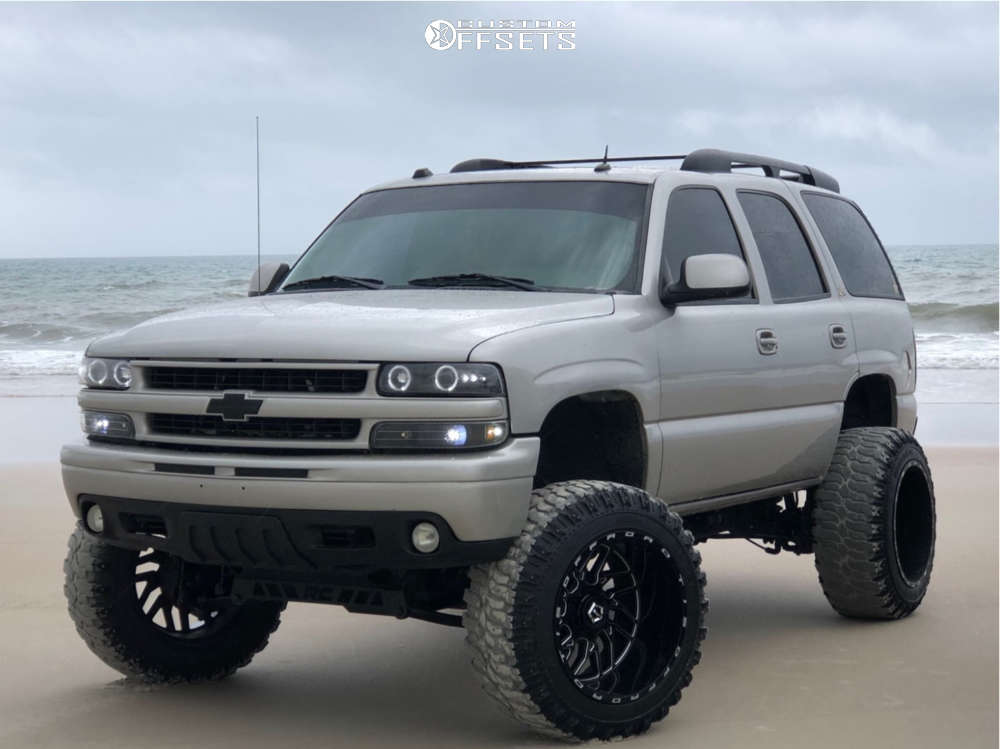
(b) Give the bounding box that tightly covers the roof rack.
[446,148,839,193]
[681,149,839,193]
[450,155,687,173]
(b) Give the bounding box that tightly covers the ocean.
[0,246,997,397]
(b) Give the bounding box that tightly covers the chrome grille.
[148,414,361,441]
[146,366,367,394]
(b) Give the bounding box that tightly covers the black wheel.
[64,525,284,682]
[812,427,936,619]
[464,481,707,740]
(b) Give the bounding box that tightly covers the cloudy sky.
[0,2,996,258]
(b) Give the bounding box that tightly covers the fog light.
[85,504,104,534]
[411,522,440,553]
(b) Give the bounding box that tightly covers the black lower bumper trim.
[77,494,514,572]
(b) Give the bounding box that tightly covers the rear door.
[731,187,858,474]
[793,191,916,431]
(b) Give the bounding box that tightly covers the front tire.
[464,481,707,741]
[64,525,284,682]
[812,428,936,619]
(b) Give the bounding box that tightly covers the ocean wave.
[97,279,168,291]
[909,302,998,333]
[0,348,83,376]
[915,332,998,369]
[75,309,178,327]
[0,321,90,343]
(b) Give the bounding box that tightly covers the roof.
[366,166,663,192]
[368,148,841,195]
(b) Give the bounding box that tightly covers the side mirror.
[660,253,750,305]
[248,262,290,297]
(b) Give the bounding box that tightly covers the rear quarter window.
[802,193,903,300]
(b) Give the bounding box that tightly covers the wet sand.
[0,447,996,748]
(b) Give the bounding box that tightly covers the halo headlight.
[377,363,503,397]
[79,357,133,390]
[385,364,413,392]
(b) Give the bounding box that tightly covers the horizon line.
[1,243,999,262]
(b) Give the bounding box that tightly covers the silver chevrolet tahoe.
[62,149,936,741]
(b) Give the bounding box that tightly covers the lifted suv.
[63,148,935,740]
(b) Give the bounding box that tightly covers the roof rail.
[681,149,839,193]
[447,149,840,193]
[450,155,686,173]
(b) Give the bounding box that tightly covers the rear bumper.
[61,437,539,543]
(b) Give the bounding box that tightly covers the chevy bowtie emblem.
[206,392,263,421]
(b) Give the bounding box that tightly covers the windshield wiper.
[282,274,384,291]
[408,273,538,291]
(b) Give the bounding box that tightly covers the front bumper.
[61,437,540,544]
[75,494,515,571]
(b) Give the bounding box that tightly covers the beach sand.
[0,444,995,748]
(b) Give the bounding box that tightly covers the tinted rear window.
[802,194,902,299]
[737,192,826,302]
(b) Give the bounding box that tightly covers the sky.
[0,1,997,259]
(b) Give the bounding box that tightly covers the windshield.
[280,181,649,293]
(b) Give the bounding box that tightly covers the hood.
[88,289,614,361]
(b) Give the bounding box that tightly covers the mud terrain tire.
[813,428,936,619]
[464,480,707,740]
[65,525,283,682]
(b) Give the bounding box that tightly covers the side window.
[662,187,749,299]
[737,191,826,302]
[802,193,903,299]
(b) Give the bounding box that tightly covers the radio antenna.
[255,115,261,294]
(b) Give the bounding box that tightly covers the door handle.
[756,328,778,355]
[829,323,849,349]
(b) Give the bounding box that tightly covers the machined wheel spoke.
[137,581,157,609]
[145,595,164,620]
[573,639,596,677]
[585,545,611,585]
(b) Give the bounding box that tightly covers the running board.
[667,477,821,517]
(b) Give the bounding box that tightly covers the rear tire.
[812,428,936,619]
[464,480,707,740]
[65,525,284,682]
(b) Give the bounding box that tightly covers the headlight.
[79,357,133,389]
[377,363,504,397]
[81,411,135,439]
[370,420,508,450]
